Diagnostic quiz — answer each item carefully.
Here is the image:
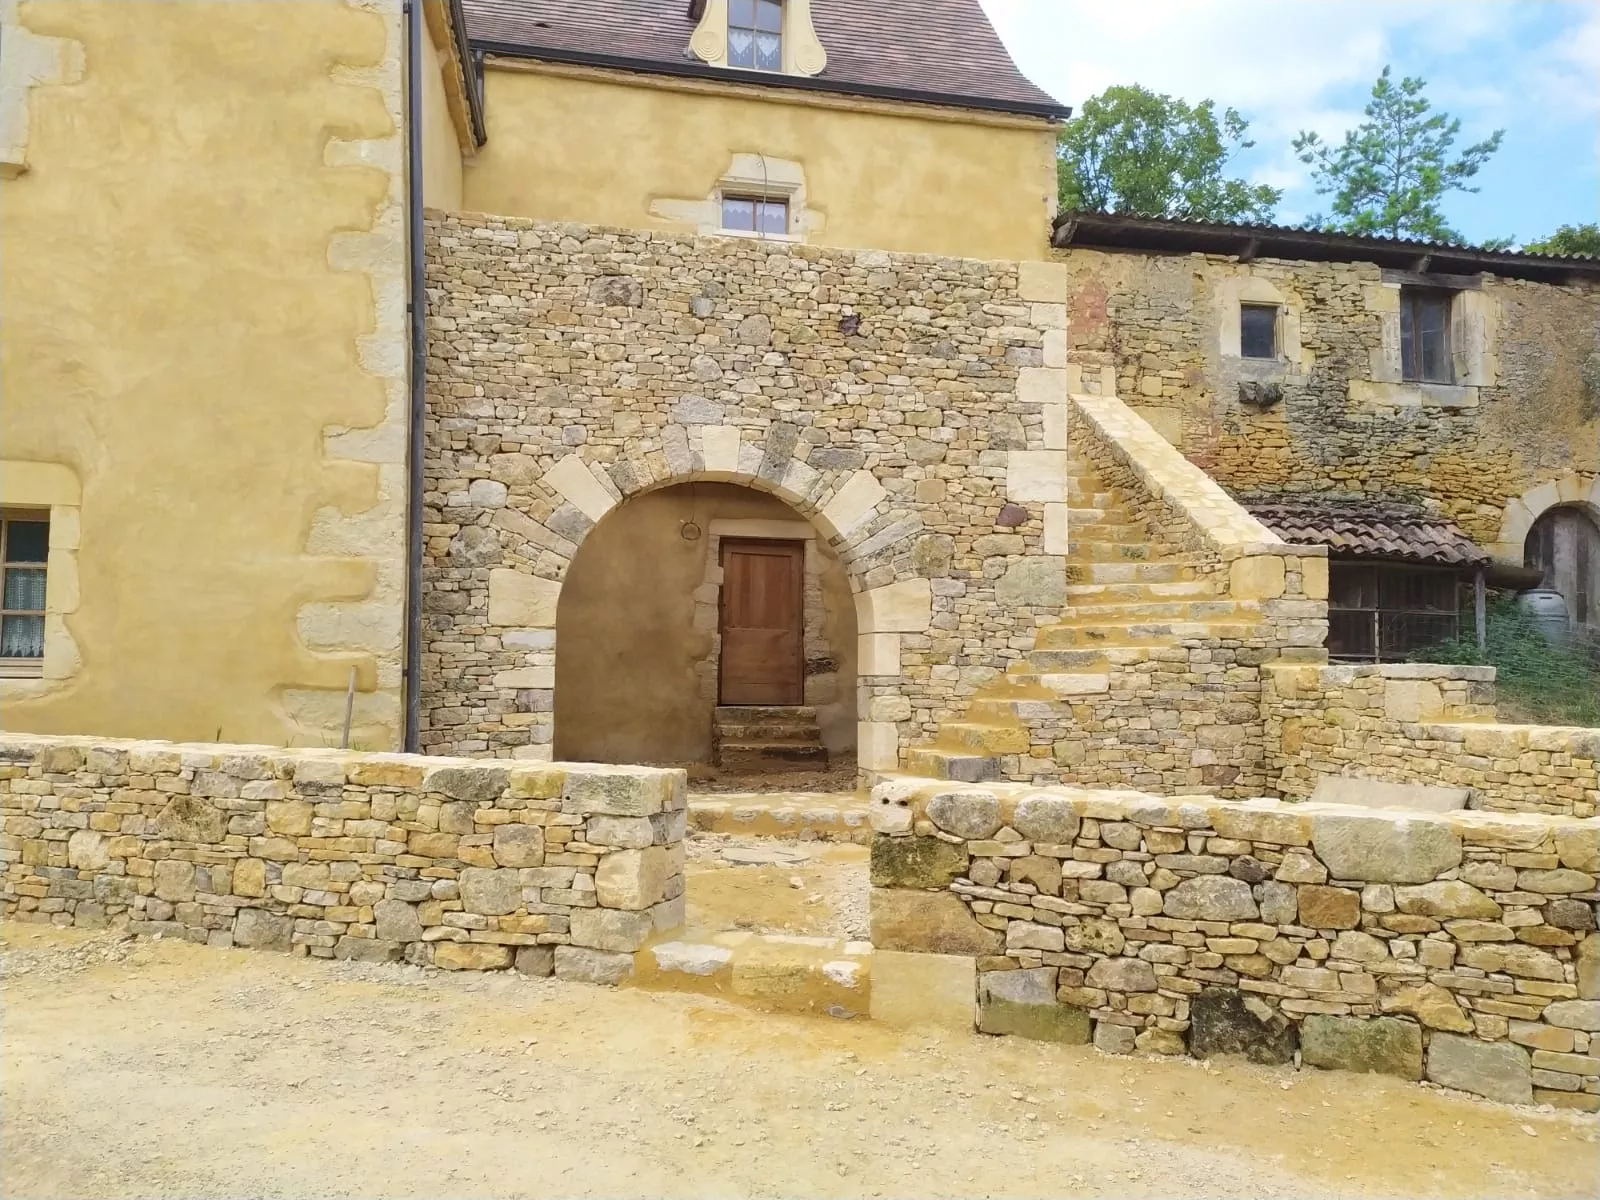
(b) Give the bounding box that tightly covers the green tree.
[1293,66,1503,243]
[1524,222,1600,257]
[1057,84,1280,223]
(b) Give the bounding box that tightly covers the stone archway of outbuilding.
[1492,473,1600,562]
[485,445,932,772]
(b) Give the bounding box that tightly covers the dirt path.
[685,833,869,939]
[3,923,1595,1200]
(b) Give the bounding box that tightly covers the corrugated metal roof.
[1243,496,1492,567]
[461,0,1066,117]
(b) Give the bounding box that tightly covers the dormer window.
[728,0,783,71]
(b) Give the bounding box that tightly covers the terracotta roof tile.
[462,0,1065,116]
[1241,496,1491,567]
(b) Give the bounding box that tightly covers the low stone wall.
[0,734,686,981]
[870,777,1600,1109]
[1265,663,1599,818]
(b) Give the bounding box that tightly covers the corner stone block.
[1300,1015,1422,1080]
[563,769,669,817]
[1016,367,1067,408]
[1302,554,1329,601]
[487,569,561,628]
[544,454,618,522]
[856,578,932,634]
[1384,679,1445,723]
[1426,1033,1533,1105]
[1041,403,1068,450]
[870,950,976,1032]
[857,722,900,771]
[1005,450,1068,503]
[870,835,968,889]
[818,469,886,537]
[978,967,1089,1043]
[1017,260,1068,303]
[569,906,655,953]
[858,631,901,676]
[595,846,672,909]
[1043,503,1069,554]
[1229,555,1286,601]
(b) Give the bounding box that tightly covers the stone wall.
[422,212,1072,769]
[869,778,1600,1109]
[1056,246,1600,555]
[1265,663,1600,818]
[0,734,686,982]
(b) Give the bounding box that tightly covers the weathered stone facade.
[0,733,685,982]
[1055,246,1600,557]
[421,212,1073,769]
[1265,663,1599,818]
[871,777,1600,1109]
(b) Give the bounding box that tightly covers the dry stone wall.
[870,778,1600,1109]
[1265,663,1600,818]
[0,734,686,982]
[422,212,1073,769]
[1056,246,1600,553]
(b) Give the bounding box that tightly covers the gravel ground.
[4,922,1597,1200]
[685,833,870,939]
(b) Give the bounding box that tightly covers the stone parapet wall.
[1265,663,1599,818]
[0,734,686,982]
[869,777,1600,1109]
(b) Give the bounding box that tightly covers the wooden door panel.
[720,540,804,705]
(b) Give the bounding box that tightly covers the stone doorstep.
[688,792,872,843]
[631,930,872,1019]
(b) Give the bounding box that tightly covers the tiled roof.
[1053,211,1600,285]
[461,0,1066,117]
[1242,496,1491,567]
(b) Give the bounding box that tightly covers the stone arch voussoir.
[1493,473,1600,561]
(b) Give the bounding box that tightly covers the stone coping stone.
[1309,777,1470,813]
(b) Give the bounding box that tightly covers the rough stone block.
[1189,988,1297,1065]
[978,968,1089,1043]
[424,765,509,805]
[569,906,655,953]
[487,568,561,628]
[1297,885,1361,930]
[492,823,545,868]
[233,907,294,951]
[925,790,1001,840]
[870,950,975,1032]
[1311,814,1462,883]
[995,558,1066,608]
[374,898,423,942]
[595,846,671,910]
[459,868,523,917]
[869,888,1001,955]
[1230,555,1285,601]
[433,942,513,971]
[1394,880,1501,919]
[514,945,555,976]
[870,835,968,889]
[1300,1015,1422,1080]
[564,771,667,817]
[1162,875,1258,921]
[554,945,635,985]
[1426,1033,1532,1105]
[334,937,402,963]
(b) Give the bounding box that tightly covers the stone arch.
[1492,473,1600,562]
[479,436,935,769]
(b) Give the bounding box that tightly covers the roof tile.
[1241,496,1491,567]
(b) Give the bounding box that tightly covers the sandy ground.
[685,833,869,939]
[3,923,1596,1200]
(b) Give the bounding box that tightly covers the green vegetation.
[1411,597,1600,727]
[1524,222,1600,258]
[1056,84,1280,223]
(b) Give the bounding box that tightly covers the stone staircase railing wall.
[1265,663,1600,818]
[869,777,1600,1110]
[0,734,687,981]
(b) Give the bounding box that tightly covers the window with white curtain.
[1,513,48,661]
[728,0,783,71]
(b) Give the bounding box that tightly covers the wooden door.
[719,539,804,705]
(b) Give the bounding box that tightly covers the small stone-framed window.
[1,511,49,663]
[728,0,783,71]
[1400,287,1453,383]
[1240,303,1279,359]
[721,194,788,236]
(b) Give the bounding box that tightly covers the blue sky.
[982,0,1600,246]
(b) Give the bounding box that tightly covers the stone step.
[1064,580,1215,602]
[934,721,1031,755]
[715,705,818,722]
[1063,522,1148,543]
[1067,541,1173,563]
[1018,648,1113,672]
[1072,561,1199,584]
[687,792,872,843]
[715,721,822,742]
[1055,599,1244,622]
[1034,621,1258,649]
[632,930,872,1019]
[901,747,1003,783]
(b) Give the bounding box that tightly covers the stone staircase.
[902,452,1258,782]
[713,706,829,773]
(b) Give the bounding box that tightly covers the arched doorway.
[553,481,858,773]
[1524,504,1600,634]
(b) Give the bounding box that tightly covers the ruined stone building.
[3,0,1598,795]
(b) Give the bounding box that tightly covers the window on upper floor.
[728,0,783,71]
[1,512,48,662]
[1240,303,1279,359]
[721,194,789,236]
[1400,287,1454,383]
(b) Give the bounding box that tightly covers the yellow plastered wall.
[1,0,409,749]
[464,65,1058,262]
[419,2,463,209]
